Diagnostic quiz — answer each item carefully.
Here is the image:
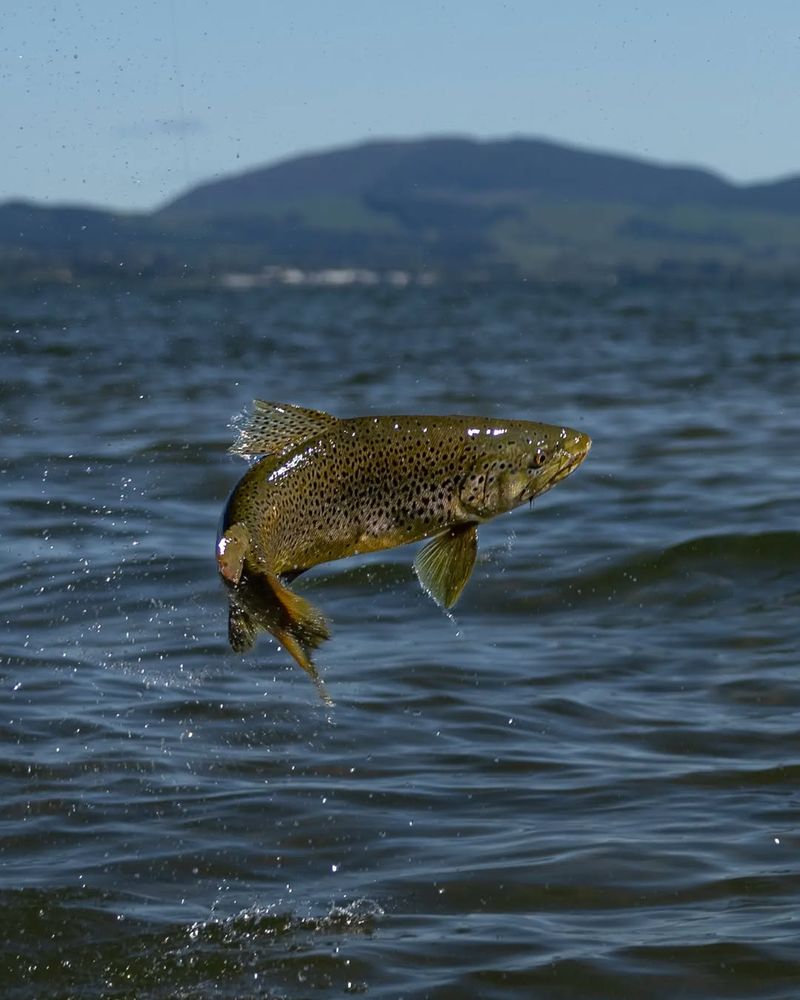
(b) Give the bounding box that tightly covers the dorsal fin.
[229,400,338,458]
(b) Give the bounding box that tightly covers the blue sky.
[3,1,799,210]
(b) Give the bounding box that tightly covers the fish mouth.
[553,432,591,484]
[531,432,591,499]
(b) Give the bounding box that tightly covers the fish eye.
[530,449,548,470]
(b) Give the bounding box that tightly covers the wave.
[484,530,800,615]
[0,888,383,998]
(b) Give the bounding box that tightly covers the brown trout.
[217,401,590,689]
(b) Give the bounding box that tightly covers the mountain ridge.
[3,135,800,283]
[157,135,800,216]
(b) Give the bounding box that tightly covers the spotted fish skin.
[217,402,591,685]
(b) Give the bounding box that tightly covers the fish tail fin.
[225,566,331,698]
[228,597,259,653]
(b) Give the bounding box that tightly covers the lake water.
[2,280,799,999]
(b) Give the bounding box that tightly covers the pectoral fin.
[414,524,478,609]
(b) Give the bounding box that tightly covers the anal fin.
[414,524,478,609]
[266,570,330,670]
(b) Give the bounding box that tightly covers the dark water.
[2,281,799,999]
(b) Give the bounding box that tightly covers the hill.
[3,136,800,284]
[161,137,740,215]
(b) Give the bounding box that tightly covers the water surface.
[2,282,799,998]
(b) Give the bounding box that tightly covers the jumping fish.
[217,401,590,691]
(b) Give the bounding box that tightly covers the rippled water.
[2,282,799,999]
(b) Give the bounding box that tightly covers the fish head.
[459,422,591,518]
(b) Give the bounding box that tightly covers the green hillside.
[2,136,800,284]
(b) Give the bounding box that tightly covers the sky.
[3,1,800,211]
